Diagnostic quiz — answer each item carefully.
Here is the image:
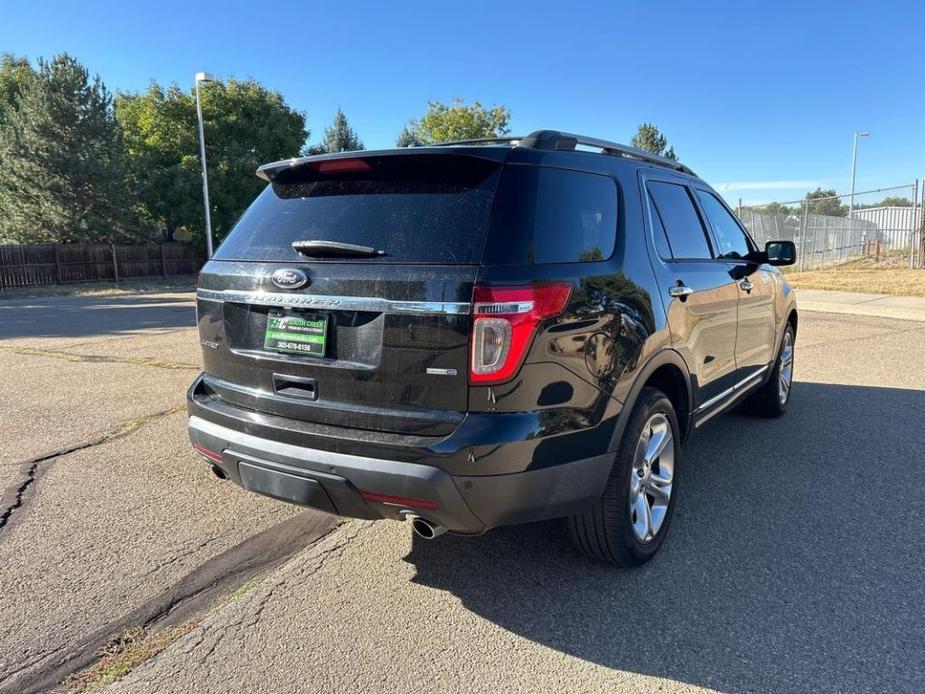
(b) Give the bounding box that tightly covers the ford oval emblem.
[270,268,309,290]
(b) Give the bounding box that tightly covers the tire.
[568,387,681,567]
[744,322,795,418]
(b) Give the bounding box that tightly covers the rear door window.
[484,166,618,264]
[646,181,714,260]
[648,202,674,260]
[213,154,500,264]
[695,190,754,259]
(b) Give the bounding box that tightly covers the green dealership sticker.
[264,311,328,356]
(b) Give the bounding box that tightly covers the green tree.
[395,125,421,148]
[116,78,308,244]
[309,107,363,154]
[855,195,913,210]
[0,54,36,122]
[754,202,799,217]
[397,98,510,145]
[630,123,677,160]
[876,196,912,207]
[0,53,136,243]
[805,187,846,217]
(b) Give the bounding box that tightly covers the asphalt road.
[0,292,337,693]
[2,291,924,693]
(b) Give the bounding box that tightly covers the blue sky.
[2,0,922,205]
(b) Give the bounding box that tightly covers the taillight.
[469,283,572,385]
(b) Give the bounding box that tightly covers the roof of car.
[257,129,696,182]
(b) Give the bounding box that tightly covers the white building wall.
[851,206,924,247]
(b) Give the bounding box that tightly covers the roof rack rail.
[255,130,694,182]
[418,136,524,147]
[518,129,696,176]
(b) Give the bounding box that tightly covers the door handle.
[739,279,754,293]
[668,285,694,299]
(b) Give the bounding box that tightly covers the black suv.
[188,130,797,566]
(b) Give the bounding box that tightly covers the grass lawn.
[785,255,925,296]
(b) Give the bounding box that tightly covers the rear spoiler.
[256,147,511,182]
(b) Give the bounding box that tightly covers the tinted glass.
[647,181,713,260]
[484,166,617,264]
[696,191,753,259]
[648,202,673,259]
[213,155,500,264]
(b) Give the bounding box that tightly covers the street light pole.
[848,130,869,219]
[195,72,217,257]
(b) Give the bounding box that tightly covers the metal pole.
[916,182,920,268]
[195,79,214,258]
[848,132,859,220]
[847,130,869,220]
[800,198,809,272]
[819,217,826,269]
[810,207,820,270]
[912,179,920,269]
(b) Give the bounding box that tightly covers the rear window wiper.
[292,240,386,258]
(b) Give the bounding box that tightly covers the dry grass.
[61,576,269,692]
[63,622,197,693]
[785,255,925,296]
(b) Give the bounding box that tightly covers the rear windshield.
[213,154,500,264]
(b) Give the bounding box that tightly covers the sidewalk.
[796,288,925,322]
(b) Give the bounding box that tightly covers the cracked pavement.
[2,291,924,693]
[0,291,337,693]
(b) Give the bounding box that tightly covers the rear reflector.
[313,158,372,174]
[470,283,572,385]
[360,491,439,511]
[192,443,223,463]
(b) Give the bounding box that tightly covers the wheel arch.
[608,348,693,453]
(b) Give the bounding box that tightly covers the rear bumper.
[188,415,612,534]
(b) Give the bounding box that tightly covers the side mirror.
[765,240,796,266]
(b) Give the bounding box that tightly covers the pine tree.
[316,108,364,153]
[630,123,677,161]
[395,125,421,148]
[0,53,137,243]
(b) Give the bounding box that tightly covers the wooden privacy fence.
[0,243,205,290]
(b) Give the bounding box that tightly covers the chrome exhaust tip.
[410,517,447,540]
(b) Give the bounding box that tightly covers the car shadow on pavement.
[405,382,925,693]
[0,294,196,339]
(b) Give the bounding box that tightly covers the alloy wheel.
[778,330,794,405]
[629,413,674,543]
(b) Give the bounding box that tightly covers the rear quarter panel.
[465,158,673,472]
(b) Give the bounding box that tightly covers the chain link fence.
[737,183,924,270]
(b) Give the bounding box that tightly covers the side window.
[648,201,673,259]
[646,181,713,260]
[696,191,753,259]
[484,166,618,264]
